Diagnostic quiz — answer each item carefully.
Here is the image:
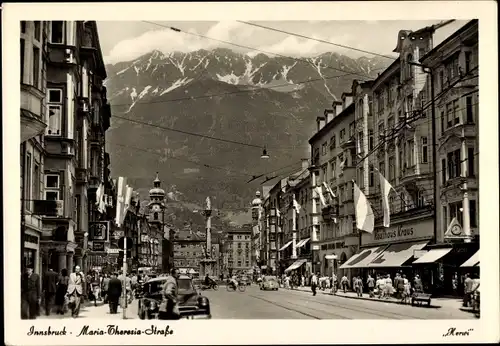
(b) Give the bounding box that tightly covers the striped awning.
[284,259,307,273]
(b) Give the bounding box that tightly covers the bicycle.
[226,281,246,292]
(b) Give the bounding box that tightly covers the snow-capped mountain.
[105,48,389,209]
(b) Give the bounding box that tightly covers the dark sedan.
[137,275,211,319]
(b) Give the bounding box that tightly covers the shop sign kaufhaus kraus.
[361,218,434,246]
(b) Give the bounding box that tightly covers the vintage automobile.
[260,275,279,291]
[137,275,211,320]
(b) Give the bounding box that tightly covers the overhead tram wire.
[141,20,378,80]
[109,141,302,179]
[236,21,397,61]
[355,67,478,167]
[109,67,386,109]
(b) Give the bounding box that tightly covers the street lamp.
[408,61,438,244]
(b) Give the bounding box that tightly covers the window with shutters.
[44,174,60,201]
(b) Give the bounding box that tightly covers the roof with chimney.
[308,102,355,145]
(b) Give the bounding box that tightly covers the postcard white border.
[2,1,499,345]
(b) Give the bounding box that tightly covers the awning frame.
[279,240,293,251]
[339,245,389,269]
[412,247,453,264]
[368,241,429,268]
[460,250,480,267]
[296,238,310,248]
[284,259,307,273]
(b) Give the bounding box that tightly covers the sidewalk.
[288,285,464,310]
[38,299,138,319]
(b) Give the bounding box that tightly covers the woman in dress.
[55,268,69,314]
[384,274,393,299]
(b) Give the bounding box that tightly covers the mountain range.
[104,48,390,226]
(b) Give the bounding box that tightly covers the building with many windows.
[172,230,205,275]
[308,94,360,278]
[40,21,110,274]
[226,226,252,276]
[420,19,478,244]
[20,21,112,279]
[21,21,50,276]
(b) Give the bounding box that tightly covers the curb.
[291,288,442,308]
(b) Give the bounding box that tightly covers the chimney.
[316,116,326,132]
[301,158,309,170]
[324,109,334,123]
[332,101,343,117]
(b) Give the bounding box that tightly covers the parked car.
[260,275,279,291]
[137,275,211,320]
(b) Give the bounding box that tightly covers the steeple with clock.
[148,172,166,225]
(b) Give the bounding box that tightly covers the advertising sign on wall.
[89,221,109,242]
[361,218,433,246]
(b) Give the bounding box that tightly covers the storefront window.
[23,248,36,270]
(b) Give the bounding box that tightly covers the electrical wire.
[236,21,397,61]
[142,20,381,80]
[109,67,386,109]
[108,141,302,179]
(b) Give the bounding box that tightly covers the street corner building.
[20,21,112,280]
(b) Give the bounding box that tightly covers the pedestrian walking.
[67,265,85,318]
[341,275,348,293]
[101,273,110,303]
[367,275,375,297]
[353,276,359,294]
[402,274,411,304]
[159,268,181,320]
[311,272,319,296]
[42,266,58,315]
[331,274,338,294]
[463,273,474,307]
[21,266,40,319]
[55,268,69,314]
[301,275,305,287]
[356,277,364,297]
[413,274,423,294]
[107,273,122,314]
[383,274,393,299]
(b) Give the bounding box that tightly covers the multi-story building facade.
[21,21,50,275]
[20,21,111,277]
[420,19,478,243]
[40,21,110,275]
[417,20,479,295]
[278,159,312,277]
[226,226,252,275]
[340,26,437,281]
[172,230,205,275]
[308,94,360,278]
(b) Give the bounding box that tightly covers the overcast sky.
[97,20,469,65]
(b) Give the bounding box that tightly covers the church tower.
[148,172,165,225]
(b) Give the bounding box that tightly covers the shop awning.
[339,245,388,269]
[368,241,429,268]
[460,250,480,267]
[284,259,307,273]
[295,238,310,248]
[325,254,338,260]
[279,240,293,251]
[413,248,453,264]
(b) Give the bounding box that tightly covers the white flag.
[315,186,327,206]
[115,177,127,227]
[322,182,336,199]
[339,158,347,172]
[353,181,374,233]
[276,209,281,217]
[378,170,395,227]
[292,194,301,214]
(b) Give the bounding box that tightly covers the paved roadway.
[201,285,475,319]
[40,285,473,319]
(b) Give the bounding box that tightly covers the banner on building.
[89,221,110,241]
